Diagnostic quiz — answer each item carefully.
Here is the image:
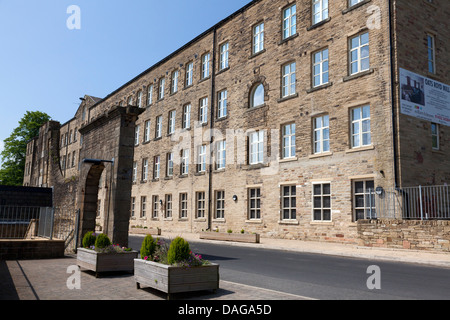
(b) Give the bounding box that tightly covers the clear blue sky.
[0,0,251,162]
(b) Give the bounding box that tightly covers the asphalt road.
[129,235,450,300]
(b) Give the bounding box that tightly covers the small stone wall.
[0,239,65,260]
[357,219,450,252]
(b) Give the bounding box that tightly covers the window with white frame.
[199,97,208,124]
[313,183,331,221]
[216,140,226,170]
[248,188,261,220]
[251,84,265,108]
[128,96,133,106]
[186,62,194,87]
[155,115,162,138]
[167,152,174,177]
[171,70,179,94]
[312,0,328,25]
[350,32,370,75]
[313,115,330,154]
[196,192,206,218]
[197,145,207,173]
[353,180,376,221]
[249,130,264,165]
[182,104,191,129]
[427,34,436,74]
[283,4,297,39]
[158,78,165,100]
[180,193,188,219]
[152,195,159,219]
[351,105,371,148]
[168,110,176,135]
[282,123,296,159]
[218,90,227,118]
[132,161,137,183]
[144,120,151,142]
[215,190,225,219]
[313,48,329,87]
[220,42,229,71]
[281,185,296,220]
[131,197,135,217]
[253,22,264,54]
[134,125,140,146]
[141,196,147,218]
[349,0,364,7]
[153,156,160,180]
[137,90,143,108]
[201,53,210,79]
[282,62,296,98]
[142,158,148,181]
[165,194,172,218]
[147,84,153,106]
[432,122,439,150]
[181,149,190,175]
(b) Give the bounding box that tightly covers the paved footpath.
[1,232,449,301]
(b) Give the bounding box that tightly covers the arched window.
[251,83,265,108]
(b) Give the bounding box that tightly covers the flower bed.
[200,230,260,243]
[134,236,219,299]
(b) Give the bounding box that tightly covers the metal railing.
[0,206,80,251]
[0,206,43,239]
[372,185,450,221]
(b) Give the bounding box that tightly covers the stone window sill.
[307,17,331,31]
[343,68,374,82]
[306,82,333,93]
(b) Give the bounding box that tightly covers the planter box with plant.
[200,229,260,243]
[77,232,138,277]
[134,235,219,299]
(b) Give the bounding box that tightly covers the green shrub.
[82,231,96,248]
[167,237,191,265]
[94,233,111,249]
[140,235,157,259]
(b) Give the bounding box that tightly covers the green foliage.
[0,111,51,186]
[140,235,157,260]
[82,231,96,248]
[94,233,111,249]
[167,237,191,265]
[227,229,233,234]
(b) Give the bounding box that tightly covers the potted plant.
[77,232,138,277]
[134,235,219,299]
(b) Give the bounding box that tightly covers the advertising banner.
[399,68,450,127]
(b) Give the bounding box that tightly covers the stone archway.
[76,106,144,248]
[79,163,105,239]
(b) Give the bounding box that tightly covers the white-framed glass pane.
[251,84,265,107]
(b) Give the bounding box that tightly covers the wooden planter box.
[77,248,138,277]
[200,231,260,243]
[134,259,219,299]
[129,227,161,236]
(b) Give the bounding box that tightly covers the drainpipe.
[388,0,399,190]
[207,27,217,231]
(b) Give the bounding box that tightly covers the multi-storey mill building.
[24,0,450,244]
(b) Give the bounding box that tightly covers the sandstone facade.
[23,0,450,245]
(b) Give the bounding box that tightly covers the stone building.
[24,0,450,245]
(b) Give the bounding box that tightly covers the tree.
[0,111,51,186]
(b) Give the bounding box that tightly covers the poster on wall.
[399,68,450,127]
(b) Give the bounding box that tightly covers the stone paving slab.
[0,256,308,301]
